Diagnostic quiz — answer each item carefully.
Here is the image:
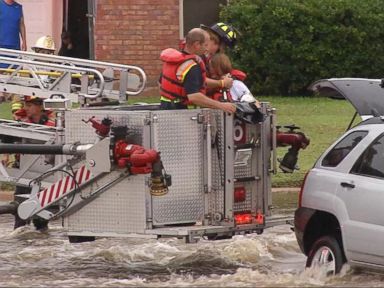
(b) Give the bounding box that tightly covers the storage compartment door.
[151,110,205,225]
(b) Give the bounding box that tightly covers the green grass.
[0,96,358,188]
[0,102,12,119]
[261,96,357,187]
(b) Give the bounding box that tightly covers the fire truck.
[0,48,309,243]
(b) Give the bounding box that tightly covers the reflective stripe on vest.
[176,59,197,82]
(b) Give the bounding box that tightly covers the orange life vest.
[159,48,206,105]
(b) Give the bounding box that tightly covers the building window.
[181,0,227,37]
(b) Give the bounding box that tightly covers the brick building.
[94,0,227,88]
[18,0,226,92]
[95,0,180,87]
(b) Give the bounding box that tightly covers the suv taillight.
[298,171,310,208]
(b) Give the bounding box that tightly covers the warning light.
[234,187,246,202]
[234,213,252,225]
[255,212,264,225]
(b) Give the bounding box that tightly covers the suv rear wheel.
[306,235,345,275]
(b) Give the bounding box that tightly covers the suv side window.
[351,133,384,179]
[322,131,367,167]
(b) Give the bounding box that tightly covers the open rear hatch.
[308,78,384,119]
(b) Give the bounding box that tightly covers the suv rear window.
[351,133,384,179]
[322,131,367,167]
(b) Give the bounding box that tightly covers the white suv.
[295,78,384,275]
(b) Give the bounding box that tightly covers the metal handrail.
[0,56,105,99]
[0,48,147,96]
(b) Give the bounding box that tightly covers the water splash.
[0,216,382,287]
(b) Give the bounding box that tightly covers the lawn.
[0,101,12,119]
[261,96,357,187]
[0,95,357,188]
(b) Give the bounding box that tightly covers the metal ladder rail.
[0,56,105,102]
[0,118,58,142]
[0,48,147,101]
[0,119,60,186]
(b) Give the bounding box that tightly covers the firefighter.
[31,35,56,85]
[199,22,239,95]
[11,99,23,120]
[159,28,235,113]
[10,36,57,114]
[13,95,55,231]
[200,22,238,66]
[13,96,55,125]
[31,35,56,54]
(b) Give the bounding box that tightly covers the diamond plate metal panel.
[65,174,147,233]
[234,165,253,178]
[65,109,147,145]
[151,110,205,225]
[64,109,150,234]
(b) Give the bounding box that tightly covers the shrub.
[221,0,384,95]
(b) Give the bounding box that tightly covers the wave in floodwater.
[1,215,384,287]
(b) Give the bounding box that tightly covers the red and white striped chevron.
[38,165,92,208]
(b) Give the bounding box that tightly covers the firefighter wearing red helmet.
[12,95,55,231]
[13,96,55,126]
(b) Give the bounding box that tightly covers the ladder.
[0,48,147,104]
[0,118,60,186]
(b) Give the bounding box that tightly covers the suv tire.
[306,235,345,275]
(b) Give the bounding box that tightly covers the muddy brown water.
[1,191,384,287]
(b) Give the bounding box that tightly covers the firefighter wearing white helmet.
[32,35,56,54]
[11,36,56,120]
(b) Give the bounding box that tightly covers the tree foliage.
[221,0,384,95]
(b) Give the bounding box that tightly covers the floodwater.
[1,192,384,287]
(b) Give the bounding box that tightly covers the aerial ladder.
[0,47,146,104]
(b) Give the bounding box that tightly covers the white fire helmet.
[32,36,56,52]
